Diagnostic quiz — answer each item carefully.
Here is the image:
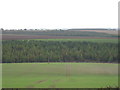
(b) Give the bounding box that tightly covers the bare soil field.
[2,34,118,40]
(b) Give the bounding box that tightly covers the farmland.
[2,30,119,88]
[2,30,118,40]
[74,30,118,35]
[30,38,118,43]
[2,63,118,88]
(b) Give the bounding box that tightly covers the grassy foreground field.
[2,63,118,88]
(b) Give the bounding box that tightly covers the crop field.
[2,63,118,88]
[30,39,118,43]
[2,30,118,40]
[2,34,118,40]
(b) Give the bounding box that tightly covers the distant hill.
[67,28,117,31]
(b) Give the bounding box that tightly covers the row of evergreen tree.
[2,40,118,63]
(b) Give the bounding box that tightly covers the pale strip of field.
[79,30,118,35]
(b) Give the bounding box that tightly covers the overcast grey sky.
[0,0,119,29]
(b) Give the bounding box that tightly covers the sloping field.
[2,34,118,40]
[2,30,118,40]
[78,30,118,35]
[2,63,118,88]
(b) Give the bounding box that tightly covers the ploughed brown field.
[2,30,118,40]
[2,34,118,40]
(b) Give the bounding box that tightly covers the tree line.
[2,40,118,63]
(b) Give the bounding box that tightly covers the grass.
[0,64,2,89]
[2,63,118,88]
[27,39,118,43]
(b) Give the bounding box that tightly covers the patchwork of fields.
[2,63,118,88]
[2,30,118,40]
[2,30,119,88]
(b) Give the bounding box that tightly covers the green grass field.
[2,63,118,88]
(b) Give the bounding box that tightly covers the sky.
[0,0,119,29]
